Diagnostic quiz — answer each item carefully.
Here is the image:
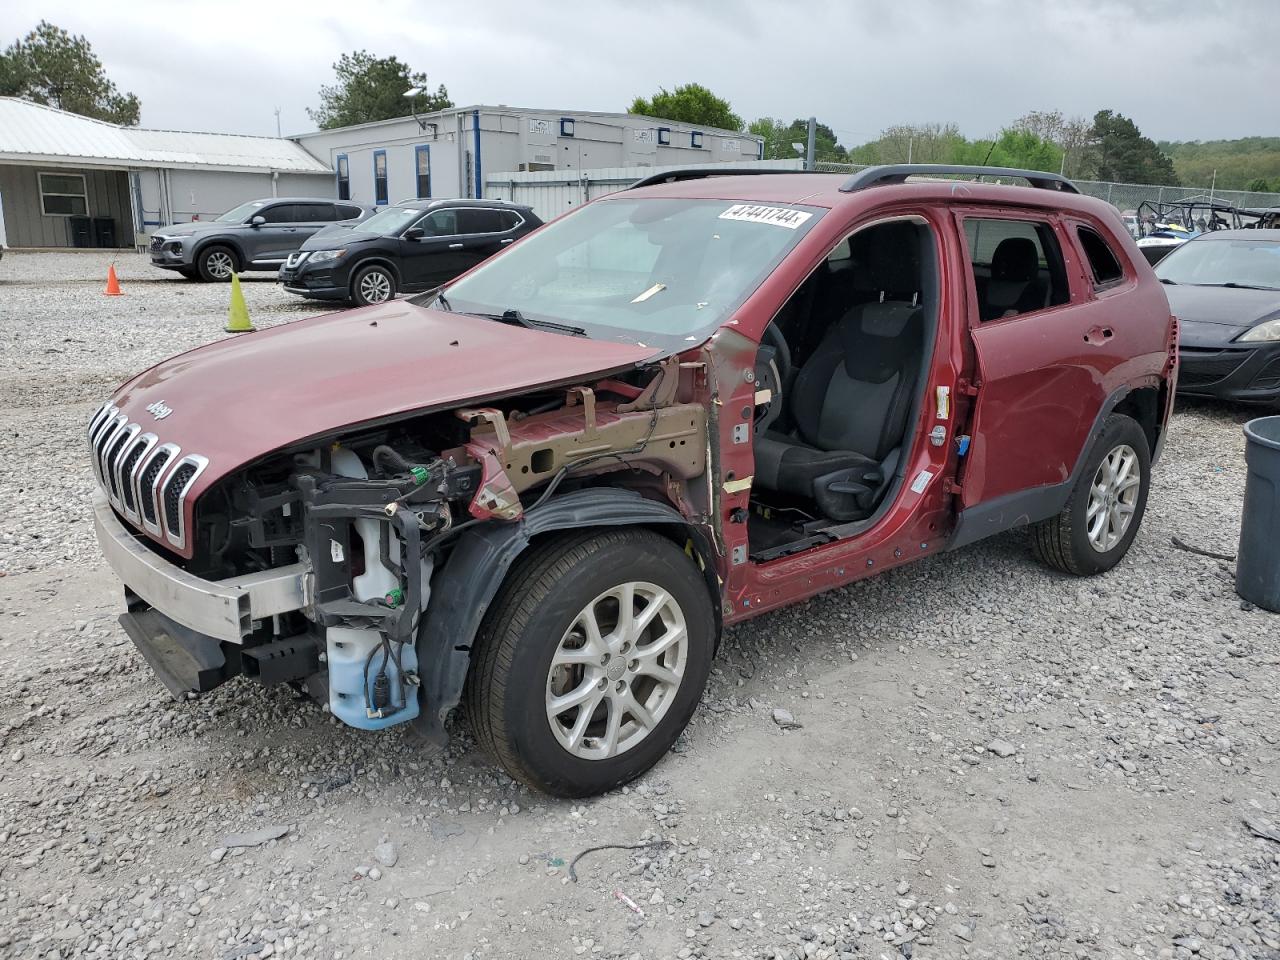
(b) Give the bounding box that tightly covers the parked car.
[278,199,542,306]
[89,164,1176,797]
[149,198,372,281]
[1158,229,1280,403]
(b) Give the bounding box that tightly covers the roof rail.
[840,164,1079,194]
[627,167,819,190]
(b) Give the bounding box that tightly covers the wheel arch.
[350,256,403,287]
[410,488,721,749]
[191,237,245,270]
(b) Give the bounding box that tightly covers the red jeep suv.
[89,165,1177,797]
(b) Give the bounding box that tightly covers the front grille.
[285,251,308,268]
[1178,347,1252,387]
[164,462,197,532]
[138,448,172,526]
[118,438,149,512]
[150,236,164,253]
[103,426,135,498]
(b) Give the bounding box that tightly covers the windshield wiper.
[473,309,587,337]
[1158,277,1177,285]
[1220,282,1279,291]
[433,289,453,311]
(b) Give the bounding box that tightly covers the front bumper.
[278,261,350,300]
[149,237,191,269]
[93,491,310,643]
[1177,342,1280,402]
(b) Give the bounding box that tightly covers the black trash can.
[1236,415,1280,612]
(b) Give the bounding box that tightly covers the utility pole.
[274,107,282,138]
[907,136,913,164]
[805,116,816,171]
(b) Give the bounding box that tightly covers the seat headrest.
[991,237,1039,282]
[839,302,922,383]
[865,224,920,295]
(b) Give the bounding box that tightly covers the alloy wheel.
[359,270,392,303]
[1086,443,1141,553]
[206,250,233,279]
[545,581,688,760]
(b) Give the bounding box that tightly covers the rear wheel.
[196,245,237,282]
[466,530,716,797]
[1032,413,1151,575]
[351,264,396,306]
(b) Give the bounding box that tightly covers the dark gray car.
[149,198,373,281]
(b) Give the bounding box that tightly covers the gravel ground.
[0,251,1277,960]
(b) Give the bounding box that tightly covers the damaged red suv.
[90,165,1177,797]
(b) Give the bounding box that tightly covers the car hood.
[109,300,657,510]
[154,221,243,239]
[1166,283,1280,345]
[300,228,385,251]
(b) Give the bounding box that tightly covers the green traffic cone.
[225,272,256,333]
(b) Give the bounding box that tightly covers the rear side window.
[459,209,505,234]
[295,203,336,222]
[1077,226,1125,286]
[499,210,523,231]
[964,217,1070,322]
[336,204,363,221]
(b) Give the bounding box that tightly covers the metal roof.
[0,98,331,174]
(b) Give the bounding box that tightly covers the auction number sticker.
[719,204,812,229]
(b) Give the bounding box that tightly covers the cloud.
[5,0,1276,142]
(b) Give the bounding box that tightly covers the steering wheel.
[754,321,792,431]
[762,321,793,388]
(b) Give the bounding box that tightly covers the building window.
[414,145,431,199]
[39,172,88,216]
[336,155,350,200]
[373,150,388,205]
[691,131,703,149]
[657,127,671,146]
[560,117,575,138]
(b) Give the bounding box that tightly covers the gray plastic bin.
[1236,416,1280,612]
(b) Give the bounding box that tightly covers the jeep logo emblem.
[145,400,173,421]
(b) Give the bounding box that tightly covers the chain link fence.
[811,161,1278,213]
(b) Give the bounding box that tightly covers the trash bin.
[1236,415,1280,612]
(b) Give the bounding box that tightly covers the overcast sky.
[8,0,1277,143]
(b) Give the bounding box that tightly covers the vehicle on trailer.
[278,198,542,307]
[149,199,373,281]
[1158,228,1280,404]
[90,164,1177,798]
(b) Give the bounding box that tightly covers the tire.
[466,530,717,797]
[195,245,237,282]
[351,264,396,306]
[1031,413,1151,576]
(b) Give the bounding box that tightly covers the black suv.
[278,199,542,306]
[150,198,373,281]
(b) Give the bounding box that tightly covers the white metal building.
[292,105,764,207]
[0,97,333,248]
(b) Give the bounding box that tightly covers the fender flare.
[409,488,719,748]
[348,256,403,287]
[949,383,1138,551]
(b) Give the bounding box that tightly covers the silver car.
[149,198,373,281]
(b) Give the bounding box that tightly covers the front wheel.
[195,245,237,282]
[1031,413,1151,575]
[351,264,396,306]
[466,530,717,797]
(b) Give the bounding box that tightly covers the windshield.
[1156,237,1280,289]
[351,206,424,236]
[442,197,822,346]
[216,200,268,223]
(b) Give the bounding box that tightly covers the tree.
[0,21,139,124]
[629,83,742,132]
[1090,110,1178,185]
[1246,178,1275,193]
[308,50,451,129]
[1010,110,1097,179]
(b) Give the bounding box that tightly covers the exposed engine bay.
[133,357,711,732]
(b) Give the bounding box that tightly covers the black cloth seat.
[981,237,1046,321]
[754,301,923,522]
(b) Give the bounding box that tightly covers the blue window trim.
[372,149,388,205]
[559,116,575,138]
[690,131,703,149]
[472,110,482,199]
[335,153,350,200]
[657,126,671,146]
[414,144,431,199]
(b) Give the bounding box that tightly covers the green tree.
[0,20,139,124]
[1161,138,1280,191]
[1010,110,1097,178]
[308,50,451,129]
[1091,110,1178,185]
[629,83,742,132]
[748,117,848,162]
[1246,177,1275,193]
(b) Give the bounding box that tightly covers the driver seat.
[753,300,923,522]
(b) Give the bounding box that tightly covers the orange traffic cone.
[104,264,123,296]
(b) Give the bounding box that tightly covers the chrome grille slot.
[119,433,156,520]
[161,455,208,549]
[104,423,140,503]
[137,444,177,532]
[97,417,130,495]
[91,410,124,485]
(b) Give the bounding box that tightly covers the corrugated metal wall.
[0,164,132,247]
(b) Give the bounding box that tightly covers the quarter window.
[294,203,336,222]
[373,150,388,205]
[336,203,363,221]
[964,217,1070,322]
[1077,226,1125,286]
[336,155,350,201]
[458,209,505,234]
[39,172,88,216]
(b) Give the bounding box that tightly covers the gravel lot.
[1,251,1277,960]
